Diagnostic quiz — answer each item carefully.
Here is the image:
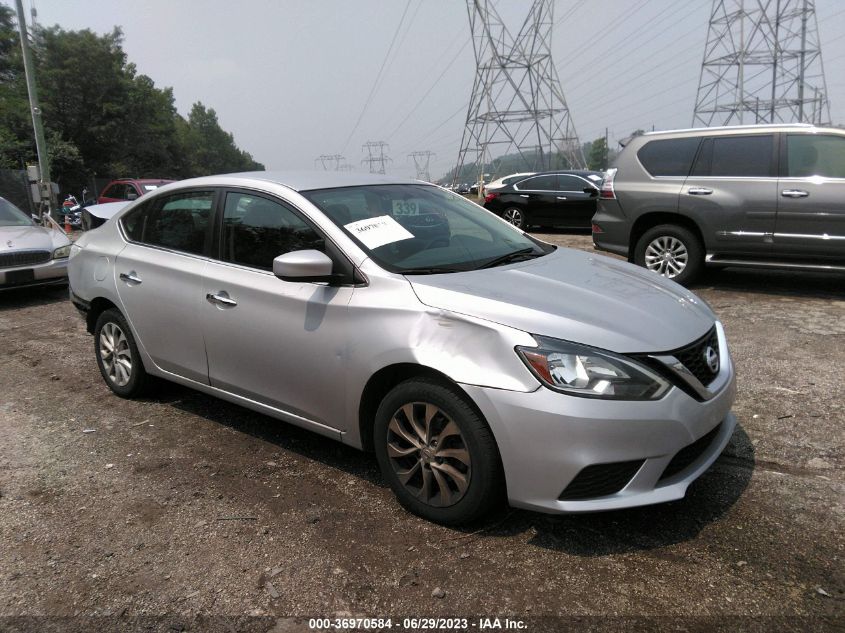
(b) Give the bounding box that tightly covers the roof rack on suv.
[642,123,816,137]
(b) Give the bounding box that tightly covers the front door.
[512,174,558,225]
[114,189,216,383]
[545,174,598,228]
[775,132,845,259]
[201,190,353,431]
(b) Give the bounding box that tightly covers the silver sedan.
[68,172,736,525]
[0,196,71,290]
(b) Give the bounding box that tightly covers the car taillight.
[600,168,617,200]
[484,192,499,204]
[591,223,603,234]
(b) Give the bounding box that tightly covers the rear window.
[637,138,701,177]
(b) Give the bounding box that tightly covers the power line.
[340,0,414,155]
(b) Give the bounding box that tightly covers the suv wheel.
[634,224,703,285]
[94,308,149,398]
[501,207,526,229]
[374,378,504,525]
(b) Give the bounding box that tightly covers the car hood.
[0,224,69,252]
[407,247,715,354]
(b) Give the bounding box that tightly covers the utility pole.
[692,0,830,126]
[454,0,584,188]
[15,0,55,217]
[361,141,391,174]
[604,127,609,170]
[408,151,436,182]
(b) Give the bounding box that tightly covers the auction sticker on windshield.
[391,199,419,216]
[344,215,415,250]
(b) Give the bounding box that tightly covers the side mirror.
[126,191,138,200]
[273,250,335,283]
[584,187,599,197]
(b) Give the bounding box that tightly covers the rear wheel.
[501,207,526,229]
[634,224,704,285]
[374,378,504,525]
[94,308,149,398]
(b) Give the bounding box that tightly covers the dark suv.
[592,124,845,283]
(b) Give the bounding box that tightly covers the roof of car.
[179,171,423,192]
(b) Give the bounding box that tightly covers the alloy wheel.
[99,322,133,387]
[386,402,471,507]
[502,208,524,228]
[644,235,688,278]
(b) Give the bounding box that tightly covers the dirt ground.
[0,232,843,632]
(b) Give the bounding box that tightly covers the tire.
[634,224,704,285]
[501,207,526,229]
[94,308,149,398]
[373,378,505,525]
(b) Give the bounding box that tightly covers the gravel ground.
[0,232,842,632]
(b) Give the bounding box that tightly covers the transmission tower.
[362,141,392,174]
[454,0,584,187]
[408,151,436,182]
[693,0,831,126]
[314,154,348,171]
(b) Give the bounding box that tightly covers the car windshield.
[0,198,34,227]
[303,184,553,274]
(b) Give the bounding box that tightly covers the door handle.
[519,194,529,198]
[688,187,713,195]
[119,272,142,284]
[206,292,237,307]
[781,189,809,198]
[556,196,568,200]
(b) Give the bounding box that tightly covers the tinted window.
[221,192,324,270]
[517,175,557,190]
[104,184,125,199]
[710,135,773,177]
[558,175,590,191]
[787,134,845,178]
[122,190,213,255]
[637,138,701,176]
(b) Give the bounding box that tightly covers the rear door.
[680,133,778,256]
[115,189,216,383]
[512,174,558,224]
[775,132,845,259]
[545,174,598,228]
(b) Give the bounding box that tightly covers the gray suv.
[592,124,845,284]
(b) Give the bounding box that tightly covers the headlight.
[53,245,71,259]
[516,336,670,400]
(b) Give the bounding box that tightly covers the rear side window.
[787,134,845,178]
[709,135,773,177]
[637,138,701,176]
[121,190,213,255]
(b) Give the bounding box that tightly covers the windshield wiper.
[478,247,542,269]
[401,266,464,275]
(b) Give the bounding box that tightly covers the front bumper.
[461,358,736,514]
[0,258,68,291]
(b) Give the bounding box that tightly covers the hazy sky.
[27,0,845,179]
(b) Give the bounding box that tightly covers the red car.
[97,179,174,204]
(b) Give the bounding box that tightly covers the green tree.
[587,136,608,171]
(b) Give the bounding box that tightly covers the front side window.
[104,184,125,199]
[787,134,845,179]
[121,190,213,255]
[221,192,324,270]
[516,175,557,191]
[303,184,551,274]
[637,137,701,177]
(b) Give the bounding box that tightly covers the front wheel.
[374,378,504,525]
[634,224,704,285]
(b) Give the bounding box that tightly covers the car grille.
[0,250,51,269]
[558,459,645,501]
[672,326,720,386]
[659,422,722,482]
